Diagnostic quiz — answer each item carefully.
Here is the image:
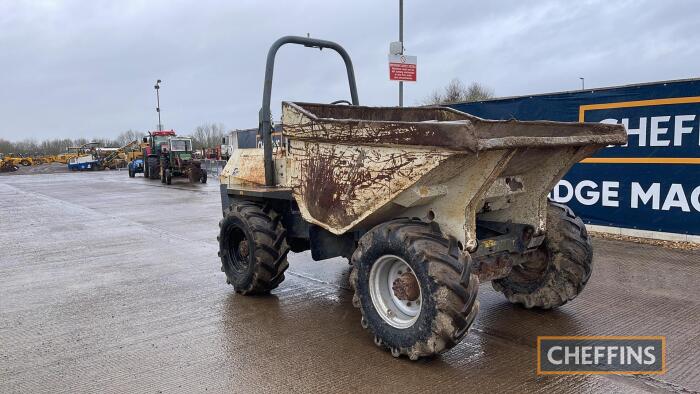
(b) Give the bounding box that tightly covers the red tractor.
[142,130,176,179]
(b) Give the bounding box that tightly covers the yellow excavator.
[0,154,33,167]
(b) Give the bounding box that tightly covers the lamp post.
[154,79,162,131]
[579,77,585,90]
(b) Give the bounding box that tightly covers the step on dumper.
[217,36,627,360]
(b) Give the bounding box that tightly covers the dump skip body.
[278,102,626,250]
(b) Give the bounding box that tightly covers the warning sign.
[389,54,417,82]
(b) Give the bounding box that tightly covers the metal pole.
[261,36,359,186]
[155,80,162,131]
[399,0,403,107]
[580,77,585,90]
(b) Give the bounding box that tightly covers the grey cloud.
[0,0,697,141]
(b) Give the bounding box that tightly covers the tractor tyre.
[218,201,290,295]
[143,162,149,178]
[492,202,593,309]
[200,170,207,184]
[165,169,172,185]
[350,219,479,360]
[128,167,135,178]
[147,157,159,180]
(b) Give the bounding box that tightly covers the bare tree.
[1,136,132,156]
[423,79,495,105]
[0,138,14,154]
[1,138,70,155]
[192,123,226,149]
[115,130,139,147]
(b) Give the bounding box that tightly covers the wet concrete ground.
[1,171,698,393]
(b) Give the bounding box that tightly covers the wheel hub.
[391,272,420,301]
[238,240,249,258]
[368,255,422,329]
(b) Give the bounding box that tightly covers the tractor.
[158,137,207,185]
[141,130,176,179]
[128,159,144,177]
[216,36,627,360]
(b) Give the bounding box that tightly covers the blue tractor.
[128,159,144,177]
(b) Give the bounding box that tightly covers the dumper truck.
[216,36,627,360]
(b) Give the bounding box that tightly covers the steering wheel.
[329,99,353,105]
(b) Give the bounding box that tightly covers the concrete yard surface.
[1,171,699,393]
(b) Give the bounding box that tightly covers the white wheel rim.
[368,255,422,329]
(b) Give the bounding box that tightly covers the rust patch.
[231,151,267,185]
[392,272,420,301]
[293,142,423,228]
[238,240,249,258]
[285,117,477,152]
[472,253,513,282]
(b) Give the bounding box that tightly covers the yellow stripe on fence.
[578,96,700,122]
[580,157,700,164]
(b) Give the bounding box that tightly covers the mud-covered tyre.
[128,167,135,177]
[350,219,479,360]
[148,157,159,180]
[165,169,172,185]
[492,202,593,309]
[218,201,290,295]
[188,167,199,183]
[200,171,207,184]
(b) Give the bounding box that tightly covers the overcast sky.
[1,0,698,141]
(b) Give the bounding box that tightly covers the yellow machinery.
[30,153,82,165]
[53,153,79,164]
[0,141,146,169]
[33,157,50,164]
[0,158,18,172]
[101,140,145,169]
[32,156,57,164]
[1,155,33,166]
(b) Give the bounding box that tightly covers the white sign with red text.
[389,54,417,82]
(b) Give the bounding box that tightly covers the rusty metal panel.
[219,149,267,187]
[287,140,452,233]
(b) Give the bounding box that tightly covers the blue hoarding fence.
[450,78,700,236]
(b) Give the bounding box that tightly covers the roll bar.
[261,36,359,186]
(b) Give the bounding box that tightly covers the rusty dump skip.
[276,102,627,250]
[282,102,627,151]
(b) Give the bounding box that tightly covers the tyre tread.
[219,201,290,295]
[493,202,593,309]
[350,219,479,360]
